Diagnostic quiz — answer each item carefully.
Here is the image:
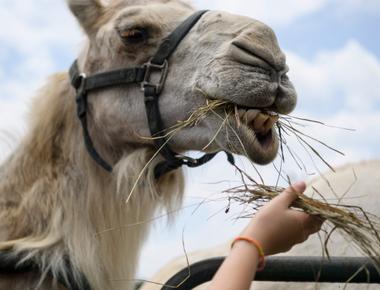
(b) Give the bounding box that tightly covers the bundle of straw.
[225,166,380,274]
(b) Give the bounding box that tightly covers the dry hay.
[226,169,380,273]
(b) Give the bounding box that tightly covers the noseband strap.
[70,10,235,179]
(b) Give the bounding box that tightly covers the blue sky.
[1,0,380,280]
[275,4,380,59]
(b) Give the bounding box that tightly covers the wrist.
[240,220,271,255]
[231,236,266,271]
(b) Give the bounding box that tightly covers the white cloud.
[192,0,380,26]
[0,0,82,98]
[0,0,82,161]
[0,0,81,53]
[302,108,379,154]
[192,0,329,25]
[335,0,380,14]
[287,40,380,114]
[0,99,27,161]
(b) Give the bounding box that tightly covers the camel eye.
[119,27,148,44]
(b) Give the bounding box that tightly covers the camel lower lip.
[235,109,278,151]
[256,130,274,149]
[204,105,280,164]
[243,123,276,152]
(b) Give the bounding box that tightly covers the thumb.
[276,181,306,208]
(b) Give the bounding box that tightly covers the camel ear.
[67,0,105,36]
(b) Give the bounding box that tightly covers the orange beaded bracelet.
[231,236,266,271]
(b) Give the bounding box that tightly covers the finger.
[286,211,318,242]
[291,181,307,195]
[274,181,306,208]
[303,215,324,235]
[310,216,325,233]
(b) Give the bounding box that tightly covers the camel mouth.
[234,107,279,152]
[203,99,280,163]
[235,108,279,137]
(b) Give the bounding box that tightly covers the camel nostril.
[281,73,290,84]
[231,41,290,83]
[272,66,290,84]
[231,41,275,72]
[279,65,289,78]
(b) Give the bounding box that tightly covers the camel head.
[68,0,297,166]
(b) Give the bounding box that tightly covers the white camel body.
[0,1,298,289]
[141,160,380,290]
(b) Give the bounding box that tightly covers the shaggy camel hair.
[140,160,380,290]
[0,0,297,289]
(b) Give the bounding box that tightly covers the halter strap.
[151,10,208,65]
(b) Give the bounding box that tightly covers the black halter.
[69,10,235,178]
[0,10,235,290]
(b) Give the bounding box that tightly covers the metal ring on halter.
[141,59,169,94]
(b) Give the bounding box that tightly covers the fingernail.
[292,181,306,192]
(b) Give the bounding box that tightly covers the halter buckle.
[141,59,169,95]
[76,73,88,118]
[175,155,199,166]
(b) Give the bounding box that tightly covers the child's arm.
[207,182,324,290]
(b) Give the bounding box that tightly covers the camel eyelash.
[118,27,149,44]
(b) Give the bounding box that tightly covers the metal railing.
[161,256,380,290]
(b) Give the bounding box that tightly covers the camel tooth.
[272,114,279,123]
[238,109,246,119]
[253,112,269,133]
[244,112,249,125]
[234,106,241,128]
[236,109,277,131]
[262,115,279,133]
[245,109,260,124]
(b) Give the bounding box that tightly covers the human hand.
[240,181,324,256]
